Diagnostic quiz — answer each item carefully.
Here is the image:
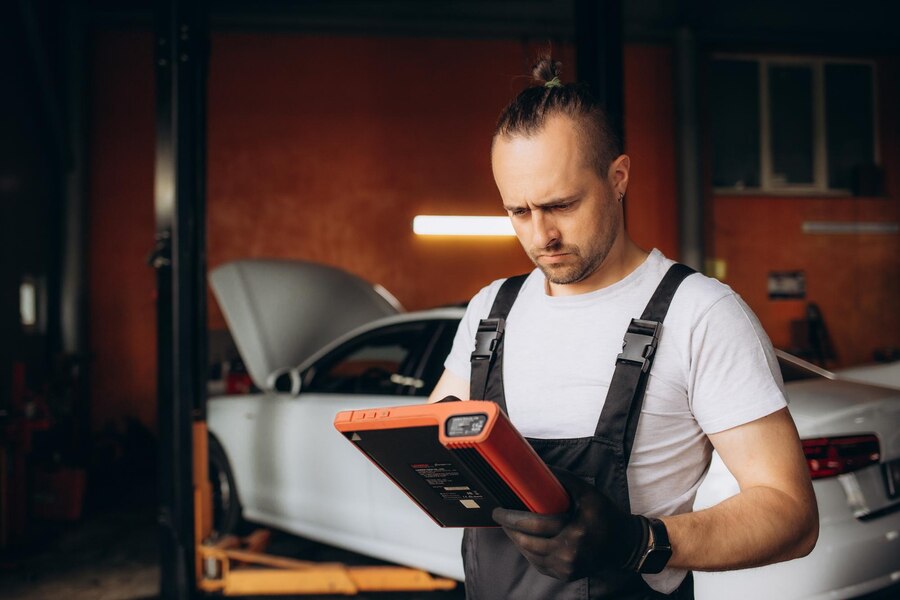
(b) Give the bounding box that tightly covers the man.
[428,59,818,599]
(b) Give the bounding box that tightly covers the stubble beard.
[528,206,621,286]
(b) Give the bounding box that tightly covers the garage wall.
[86,29,900,437]
[622,45,679,259]
[0,13,59,412]
[89,33,680,433]
[206,37,677,333]
[205,34,552,326]
[88,31,157,434]
[710,59,900,366]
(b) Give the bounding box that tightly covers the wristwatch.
[635,517,672,574]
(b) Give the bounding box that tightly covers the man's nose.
[531,211,559,249]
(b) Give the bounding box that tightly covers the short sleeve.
[688,293,787,434]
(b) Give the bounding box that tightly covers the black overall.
[463,264,695,600]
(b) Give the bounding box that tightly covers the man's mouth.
[537,252,571,263]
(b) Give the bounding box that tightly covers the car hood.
[786,377,900,460]
[209,259,402,391]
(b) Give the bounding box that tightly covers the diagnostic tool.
[334,399,569,527]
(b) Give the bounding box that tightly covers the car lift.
[155,2,456,594]
[191,422,457,596]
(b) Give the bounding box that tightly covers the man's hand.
[491,471,646,581]
[428,369,470,403]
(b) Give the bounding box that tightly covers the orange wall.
[88,29,899,440]
[88,31,157,433]
[205,37,677,325]
[710,58,900,366]
[712,197,899,365]
[87,32,682,433]
[623,45,679,258]
[205,34,555,324]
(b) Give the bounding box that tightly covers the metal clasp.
[471,318,505,362]
[617,319,661,373]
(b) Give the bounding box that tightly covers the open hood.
[210,259,402,391]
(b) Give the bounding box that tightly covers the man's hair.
[493,56,622,176]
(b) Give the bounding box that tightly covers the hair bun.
[532,56,562,86]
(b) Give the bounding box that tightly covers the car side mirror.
[267,367,302,397]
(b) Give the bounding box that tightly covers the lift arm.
[192,422,457,595]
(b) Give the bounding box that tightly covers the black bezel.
[638,517,672,574]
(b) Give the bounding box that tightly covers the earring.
[618,193,624,202]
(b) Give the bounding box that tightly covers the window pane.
[710,60,760,188]
[306,322,429,395]
[417,321,458,397]
[825,64,875,190]
[769,65,814,185]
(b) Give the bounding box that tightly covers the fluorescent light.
[802,221,899,235]
[20,281,36,326]
[413,215,515,237]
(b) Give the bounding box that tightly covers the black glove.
[491,470,648,581]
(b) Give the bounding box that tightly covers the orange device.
[334,399,570,527]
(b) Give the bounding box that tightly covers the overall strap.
[469,274,529,408]
[595,264,696,463]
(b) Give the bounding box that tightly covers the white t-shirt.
[444,249,787,593]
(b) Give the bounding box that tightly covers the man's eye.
[509,208,529,217]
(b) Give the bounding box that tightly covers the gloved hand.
[491,470,647,581]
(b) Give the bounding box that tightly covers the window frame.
[710,53,880,196]
[302,318,449,397]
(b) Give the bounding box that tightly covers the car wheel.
[208,435,243,537]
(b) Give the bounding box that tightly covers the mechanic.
[428,57,819,599]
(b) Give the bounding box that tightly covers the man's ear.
[608,154,630,195]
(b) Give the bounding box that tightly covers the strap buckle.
[471,318,505,362]
[616,319,660,373]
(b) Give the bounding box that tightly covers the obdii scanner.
[334,398,570,527]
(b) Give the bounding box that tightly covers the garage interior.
[1,1,899,599]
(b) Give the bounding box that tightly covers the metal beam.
[674,26,704,271]
[60,0,91,464]
[574,0,625,145]
[154,0,208,597]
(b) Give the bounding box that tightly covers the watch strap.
[621,515,650,572]
[635,517,672,574]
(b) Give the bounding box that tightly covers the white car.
[207,259,900,599]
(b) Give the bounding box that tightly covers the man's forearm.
[661,485,818,572]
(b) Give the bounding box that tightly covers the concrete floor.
[0,483,159,600]
[0,477,465,600]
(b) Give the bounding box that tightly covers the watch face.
[640,518,672,574]
[640,546,673,574]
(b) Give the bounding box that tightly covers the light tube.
[20,281,36,326]
[413,215,515,237]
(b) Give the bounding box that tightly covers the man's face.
[492,115,624,288]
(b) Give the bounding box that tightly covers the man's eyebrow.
[503,195,580,212]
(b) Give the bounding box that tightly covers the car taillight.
[802,435,881,480]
